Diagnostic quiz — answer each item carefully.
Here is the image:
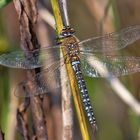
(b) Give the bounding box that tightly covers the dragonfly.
[1,25,140,128]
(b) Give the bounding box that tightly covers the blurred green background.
[0,0,140,140]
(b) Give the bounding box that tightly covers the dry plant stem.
[51,0,90,140]
[84,0,115,32]
[17,98,30,140]
[13,0,48,139]
[30,97,47,139]
[56,0,73,139]
[109,78,140,115]
[0,129,4,140]
[61,59,73,140]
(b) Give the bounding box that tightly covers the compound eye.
[59,31,66,38]
[64,32,68,36]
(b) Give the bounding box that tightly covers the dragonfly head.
[59,26,75,39]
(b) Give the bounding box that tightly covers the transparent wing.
[80,54,140,77]
[0,45,61,69]
[79,25,140,53]
[14,58,70,97]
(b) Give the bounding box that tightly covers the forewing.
[0,45,61,69]
[79,25,140,53]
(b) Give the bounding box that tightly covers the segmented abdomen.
[72,61,96,127]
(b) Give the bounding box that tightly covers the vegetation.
[0,0,140,139]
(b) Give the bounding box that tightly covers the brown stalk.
[13,0,48,139]
[17,98,30,140]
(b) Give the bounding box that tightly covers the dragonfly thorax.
[59,29,80,58]
[60,36,80,59]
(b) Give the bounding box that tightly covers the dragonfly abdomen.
[71,60,96,127]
